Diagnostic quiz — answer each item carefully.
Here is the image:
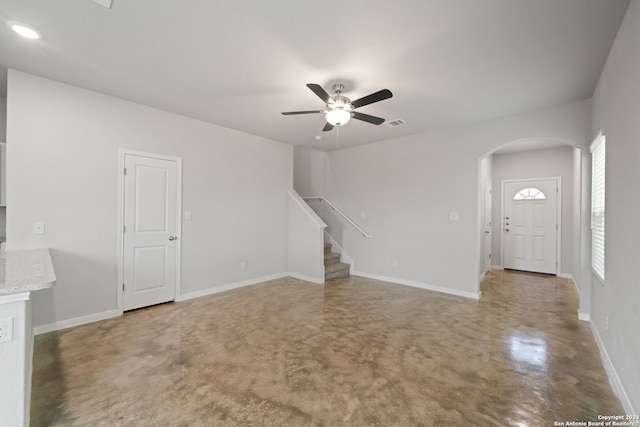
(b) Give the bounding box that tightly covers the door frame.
[500,176,561,274]
[483,177,492,273]
[116,148,183,314]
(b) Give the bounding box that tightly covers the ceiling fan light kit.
[7,21,43,39]
[326,109,351,126]
[283,82,393,132]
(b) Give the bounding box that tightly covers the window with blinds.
[591,132,606,282]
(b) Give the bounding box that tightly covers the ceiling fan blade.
[282,110,324,115]
[352,112,386,125]
[350,89,393,109]
[322,122,334,132]
[307,83,331,104]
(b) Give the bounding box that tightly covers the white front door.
[503,179,558,274]
[122,152,180,311]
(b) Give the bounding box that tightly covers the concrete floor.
[31,270,623,426]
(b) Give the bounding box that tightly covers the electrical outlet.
[0,317,14,343]
[240,262,246,271]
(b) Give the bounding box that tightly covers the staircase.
[324,243,350,281]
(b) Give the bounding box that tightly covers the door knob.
[168,235,177,241]
[505,228,510,232]
[485,231,490,234]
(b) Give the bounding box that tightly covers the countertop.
[0,248,56,295]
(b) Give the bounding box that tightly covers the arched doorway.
[478,138,582,281]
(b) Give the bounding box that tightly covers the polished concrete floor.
[31,271,623,426]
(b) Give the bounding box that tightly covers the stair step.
[324,243,332,253]
[324,252,341,266]
[325,262,350,281]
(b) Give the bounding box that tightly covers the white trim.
[491,265,502,270]
[117,149,183,315]
[500,176,562,274]
[287,273,324,284]
[33,273,315,334]
[33,309,120,335]
[352,271,481,300]
[588,320,635,415]
[0,291,31,304]
[590,131,606,283]
[288,189,326,229]
[557,273,573,280]
[578,311,591,322]
[176,273,289,302]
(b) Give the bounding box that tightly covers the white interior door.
[123,153,179,311]
[503,179,557,274]
[484,178,492,273]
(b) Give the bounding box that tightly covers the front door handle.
[169,235,177,241]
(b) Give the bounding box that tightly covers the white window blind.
[591,132,606,282]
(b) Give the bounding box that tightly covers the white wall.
[491,146,577,277]
[0,96,6,141]
[294,100,591,299]
[6,70,293,327]
[293,147,327,197]
[287,189,326,283]
[590,0,640,413]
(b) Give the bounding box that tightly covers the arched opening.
[477,138,585,289]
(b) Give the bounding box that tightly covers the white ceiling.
[0,0,630,151]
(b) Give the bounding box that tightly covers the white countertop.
[0,248,56,295]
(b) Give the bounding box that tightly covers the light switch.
[449,212,459,221]
[33,221,45,234]
[184,211,192,220]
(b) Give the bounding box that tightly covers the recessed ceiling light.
[7,21,43,40]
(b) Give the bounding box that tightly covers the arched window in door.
[513,187,546,200]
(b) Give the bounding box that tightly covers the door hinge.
[124,167,127,176]
[122,283,125,291]
[123,225,126,233]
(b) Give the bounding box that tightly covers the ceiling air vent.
[386,119,406,128]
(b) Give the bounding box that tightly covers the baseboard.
[491,265,502,270]
[33,309,120,335]
[176,273,290,302]
[557,273,574,280]
[287,273,324,284]
[352,271,480,301]
[578,311,591,322]
[33,273,313,334]
[588,320,636,415]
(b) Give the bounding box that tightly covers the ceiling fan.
[282,83,393,132]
